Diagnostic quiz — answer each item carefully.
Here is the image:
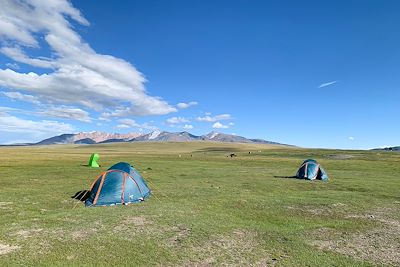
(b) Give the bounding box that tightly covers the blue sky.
[0,0,399,148]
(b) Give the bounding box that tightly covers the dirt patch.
[326,154,356,160]
[14,228,43,239]
[0,243,20,255]
[308,207,400,266]
[0,202,13,210]
[332,203,347,207]
[287,203,345,217]
[113,215,156,237]
[71,229,97,240]
[182,230,277,266]
[125,215,151,226]
[167,225,192,247]
[66,255,76,260]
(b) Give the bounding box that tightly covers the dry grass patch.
[309,206,400,266]
[182,230,275,266]
[113,215,159,237]
[326,154,356,160]
[125,215,151,226]
[71,229,97,240]
[13,228,43,239]
[286,202,348,217]
[0,202,13,210]
[167,225,192,247]
[0,243,20,255]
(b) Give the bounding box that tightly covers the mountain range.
[27,130,287,146]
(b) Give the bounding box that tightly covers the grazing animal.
[229,153,237,157]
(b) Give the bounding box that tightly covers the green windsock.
[88,153,100,167]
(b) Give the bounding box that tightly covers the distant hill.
[24,130,289,146]
[36,131,142,145]
[36,134,76,145]
[372,146,400,151]
[74,138,96,144]
[132,131,202,142]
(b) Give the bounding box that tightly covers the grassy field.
[0,142,399,266]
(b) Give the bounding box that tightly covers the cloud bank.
[196,113,232,122]
[117,118,158,131]
[0,0,176,116]
[0,108,74,142]
[212,122,229,129]
[177,101,198,109]
[166,116,190,124]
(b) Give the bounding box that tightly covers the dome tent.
[85,162,151,207]
[296,159,328,181]
[88,153,100,167]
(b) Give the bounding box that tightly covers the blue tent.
[85,162,151,206]
[296,159,328,181]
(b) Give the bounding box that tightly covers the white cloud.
[5,62,19,70]
[38,106,91,122]
[116,124,130,129]
[98,116,111,122]
[118,119,139,128]
[0,112,74,137]
[318,81,337,88]
[1,46,55,68]
[0,103,91,123]
[183,124,193,130]
[2,91,40,104]
[177,101,198,109]
[117,118,158,131]
[166,116,190,124]
[197,113,232,122]
[0,106,18,116]
[139,123,158,131]
[212,122,229,129]
[0,0,176,116]
[348,136,354,141]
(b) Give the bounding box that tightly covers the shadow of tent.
[273,175,298,179]
[71,190,90,202]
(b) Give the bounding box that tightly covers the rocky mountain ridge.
[33,131,287,146]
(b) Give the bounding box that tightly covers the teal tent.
[296,159,328,180]
[88,153,100,167]
[85,162,151,207]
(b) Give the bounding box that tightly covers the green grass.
[0,142,399,266]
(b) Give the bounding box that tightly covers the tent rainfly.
[296,159,328,180]
[85,162,151,207]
